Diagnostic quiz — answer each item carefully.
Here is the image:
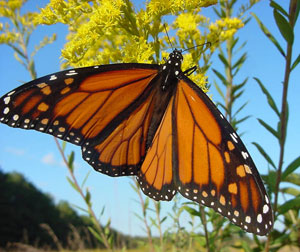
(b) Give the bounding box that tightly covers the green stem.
[154,202,164,251]
[266,1,296,251]
[54,138,113,251]
[200,206,211,252]
[134,180,155,252]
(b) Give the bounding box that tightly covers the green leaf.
[61,141,67,152]
[261,171,277,191]
[161,216,167,223]
[213,81,225,101]
[254,77,280,117]
[183,206,201,218]
[295,0,300,23]
[232,53,247,70]
[233,101,248,118]
[281,187,300,197]
[270,1,289,17]
[241,240,252,252]
[68,151,75,172]
[11,44,27,59]
[81,170,91,188]
[273,9,294,44]
[278,196,300,214]
[291,53,300,71]
[218,53,229,68]
[282,156,300,180]
[257,118,279,139]
[284,173,300,186]
[235,115,251,125]
[71,203,88,213]
[212,69,228,86]
[85,190,91,205]
[88,226,103,244]
[251,12,286,57]
[252,142,276,169]
[66,177,79,192]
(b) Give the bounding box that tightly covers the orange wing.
[172,77,273,235]
[0,64,160,175]
[137,96,176,200]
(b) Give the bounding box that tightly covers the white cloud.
[41,153,57,165]
[5,147,25,156]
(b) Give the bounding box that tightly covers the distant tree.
[0,169,87,249]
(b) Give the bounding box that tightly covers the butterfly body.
[0,49,273,235]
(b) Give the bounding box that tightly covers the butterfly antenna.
[182,42,211,52]
[164,24,174,50]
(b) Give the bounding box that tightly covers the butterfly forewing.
[0,64,159,176]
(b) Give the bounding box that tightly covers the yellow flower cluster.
[0,0,39,44]
[31,0,243,90]
[208,17,244,45]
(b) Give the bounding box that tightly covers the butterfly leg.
[183,66,197,76]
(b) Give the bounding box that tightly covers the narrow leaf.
[270,1,289,17]
[183,206,201,218]
[273,10,294,44]
[218,53,229,68]
[254,77,280,117]
[295,0,300,23]
[283,173,300,186]
[61,141,67,152]
[252,142,276,169]
[251,12,286,57]
[257,118,279,139]
[278,197,300,214]
[66,177,79,192]
[232,53,247,70]
[81,170,91,188]
[233,101,248,118]
[68,151,75,172]
[71,203,88,213]
[281,187,300,197]
[235,115,251,125]
[291,53,300,71]
[85,190,91,205]
[11,44,27,59]
[213,81,226,101]
[88,226,103,243]
[282,156,300,180]
[212,69,229,86]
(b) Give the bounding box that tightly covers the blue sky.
[0,1,299,237]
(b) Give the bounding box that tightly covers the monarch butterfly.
[0,48,273,235]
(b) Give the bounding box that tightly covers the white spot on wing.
[257,214,262,223]
[263,204,269,213]
[4,97,10,104]
[265,195,269,204]
[230,133,238,143]
[3,107,9,114]
[7,91,15,96]
[50,75,57,80]
[66,70,78,76]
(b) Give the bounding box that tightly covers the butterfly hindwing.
[137,95,176,201]
[172,77,273,235]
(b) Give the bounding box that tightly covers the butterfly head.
[162,49,183,74]
[168,49,183,63]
